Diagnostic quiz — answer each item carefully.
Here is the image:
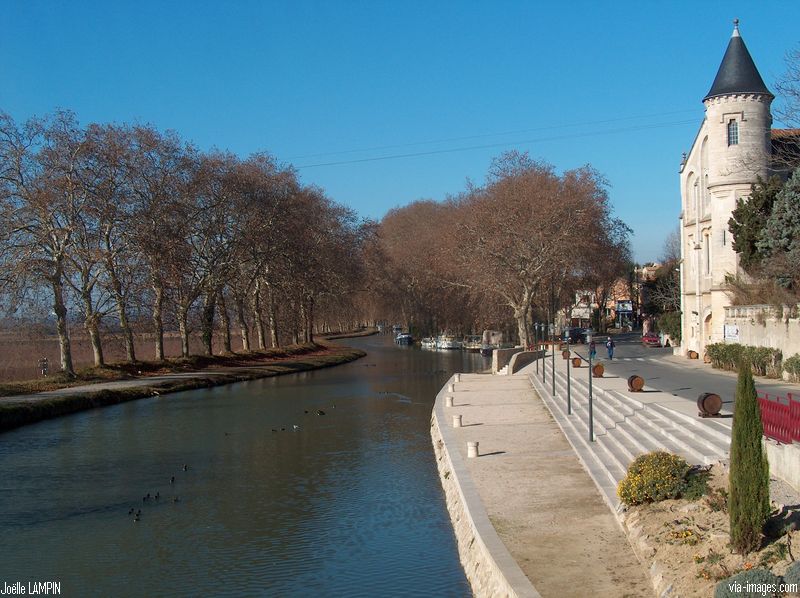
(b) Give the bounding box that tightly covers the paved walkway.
[443,372,652,597]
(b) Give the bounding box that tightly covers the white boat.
[395,332,413,345]
[420,337,437,349]
[462,335,482,351]
[436,335,463,350]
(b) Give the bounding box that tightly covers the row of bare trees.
[366,152,631,346]
[0,111,368,376]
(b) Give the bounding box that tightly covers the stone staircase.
[527,355,731,511]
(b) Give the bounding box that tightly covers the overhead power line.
[289,108,697,161]
[296,118,698,169]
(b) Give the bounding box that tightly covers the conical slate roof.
[703,21,773,101]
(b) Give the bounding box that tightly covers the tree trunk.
[218,290,232,354]
[51,276,75,376]
[79,284,105,367]
[236,296,250,352]
[514,302,530,348]
[251,281,266,350]
[86,315,105,367]
[267,283,279,348]
[177,304,190,357]
[201,291,216,356]
[152,280,165,360]
[107,265,136,362]
[304,297,315,344]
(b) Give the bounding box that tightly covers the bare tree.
[126,126,194,360]
[454,152,624,346]
[0,111,88,376]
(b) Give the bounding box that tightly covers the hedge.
[784,354,800,382]
[705,343,782,377]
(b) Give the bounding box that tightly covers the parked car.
[642,332,662,347]
[563,327,588,344]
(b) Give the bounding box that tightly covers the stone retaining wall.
[430,380,540,598]
[764,438,800,492]
[491,347,523,373]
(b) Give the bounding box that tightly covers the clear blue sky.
[2,1,799,263]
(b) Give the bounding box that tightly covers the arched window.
[727,119,739,146]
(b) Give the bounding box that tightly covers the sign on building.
[616,300,633,313]
[724,324,740,343]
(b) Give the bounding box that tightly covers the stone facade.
[679,22,775,357]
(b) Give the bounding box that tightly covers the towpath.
[438,371,652,597]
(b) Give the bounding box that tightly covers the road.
[569,332,798,413]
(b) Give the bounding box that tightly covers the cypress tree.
[729,361,771,554]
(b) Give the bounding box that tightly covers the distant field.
[0,330,244,382]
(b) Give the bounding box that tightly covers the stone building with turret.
[678,20,798,357]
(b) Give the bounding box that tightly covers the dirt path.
[448,374,653,597]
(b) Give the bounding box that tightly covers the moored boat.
[420,337,437,349]
[435,335,462,350]
[462,335,482,351]
[395,332,413,345]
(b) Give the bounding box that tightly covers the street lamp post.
[534,322,539,374]
[540,324,546,385]
[588,341,594,442]
[565,336,571,415]
[551,322,555,397]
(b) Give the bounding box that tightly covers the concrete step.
[531,358,729,480]
[646,402,732,448]
[531,375,621,508]
[550,362,729,462]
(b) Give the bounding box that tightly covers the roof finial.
[732,18,740,37]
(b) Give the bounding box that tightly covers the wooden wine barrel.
[592,363,604,378]
[697,392,722,417]
[572,357,582,368]
[562,350,570,360]
[688,350,699,360]
[627,375,645,392]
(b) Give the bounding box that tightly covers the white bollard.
[467,441,479,458]
[447,383,455,393]
[452,414,462,428]
[445,396,454,407]
[454,373,461,382]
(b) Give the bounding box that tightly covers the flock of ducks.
[128,406,336,523]
[128,465,188,522]
[270,406,334,433]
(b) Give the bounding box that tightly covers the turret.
[703,19,773,188]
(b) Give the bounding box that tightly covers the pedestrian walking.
[606,337,615,360]
[589,340,596,361]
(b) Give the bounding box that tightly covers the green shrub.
[784,561,800,587]
[707,343,744,371]
[617,451,690,505]
[784,354,800,382]
[714,568,782,597]
[706,343,783,377]
[729,363,771,554]
[683,468,711,500]
[657,311,681,343]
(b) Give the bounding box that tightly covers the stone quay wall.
[430,377,540,598]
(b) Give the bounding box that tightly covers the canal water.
[0,335,486,597]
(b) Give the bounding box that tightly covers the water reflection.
[0,335,485,597]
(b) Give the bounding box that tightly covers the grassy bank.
[0,342,366,433]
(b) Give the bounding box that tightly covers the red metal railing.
[757,392,798,444]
